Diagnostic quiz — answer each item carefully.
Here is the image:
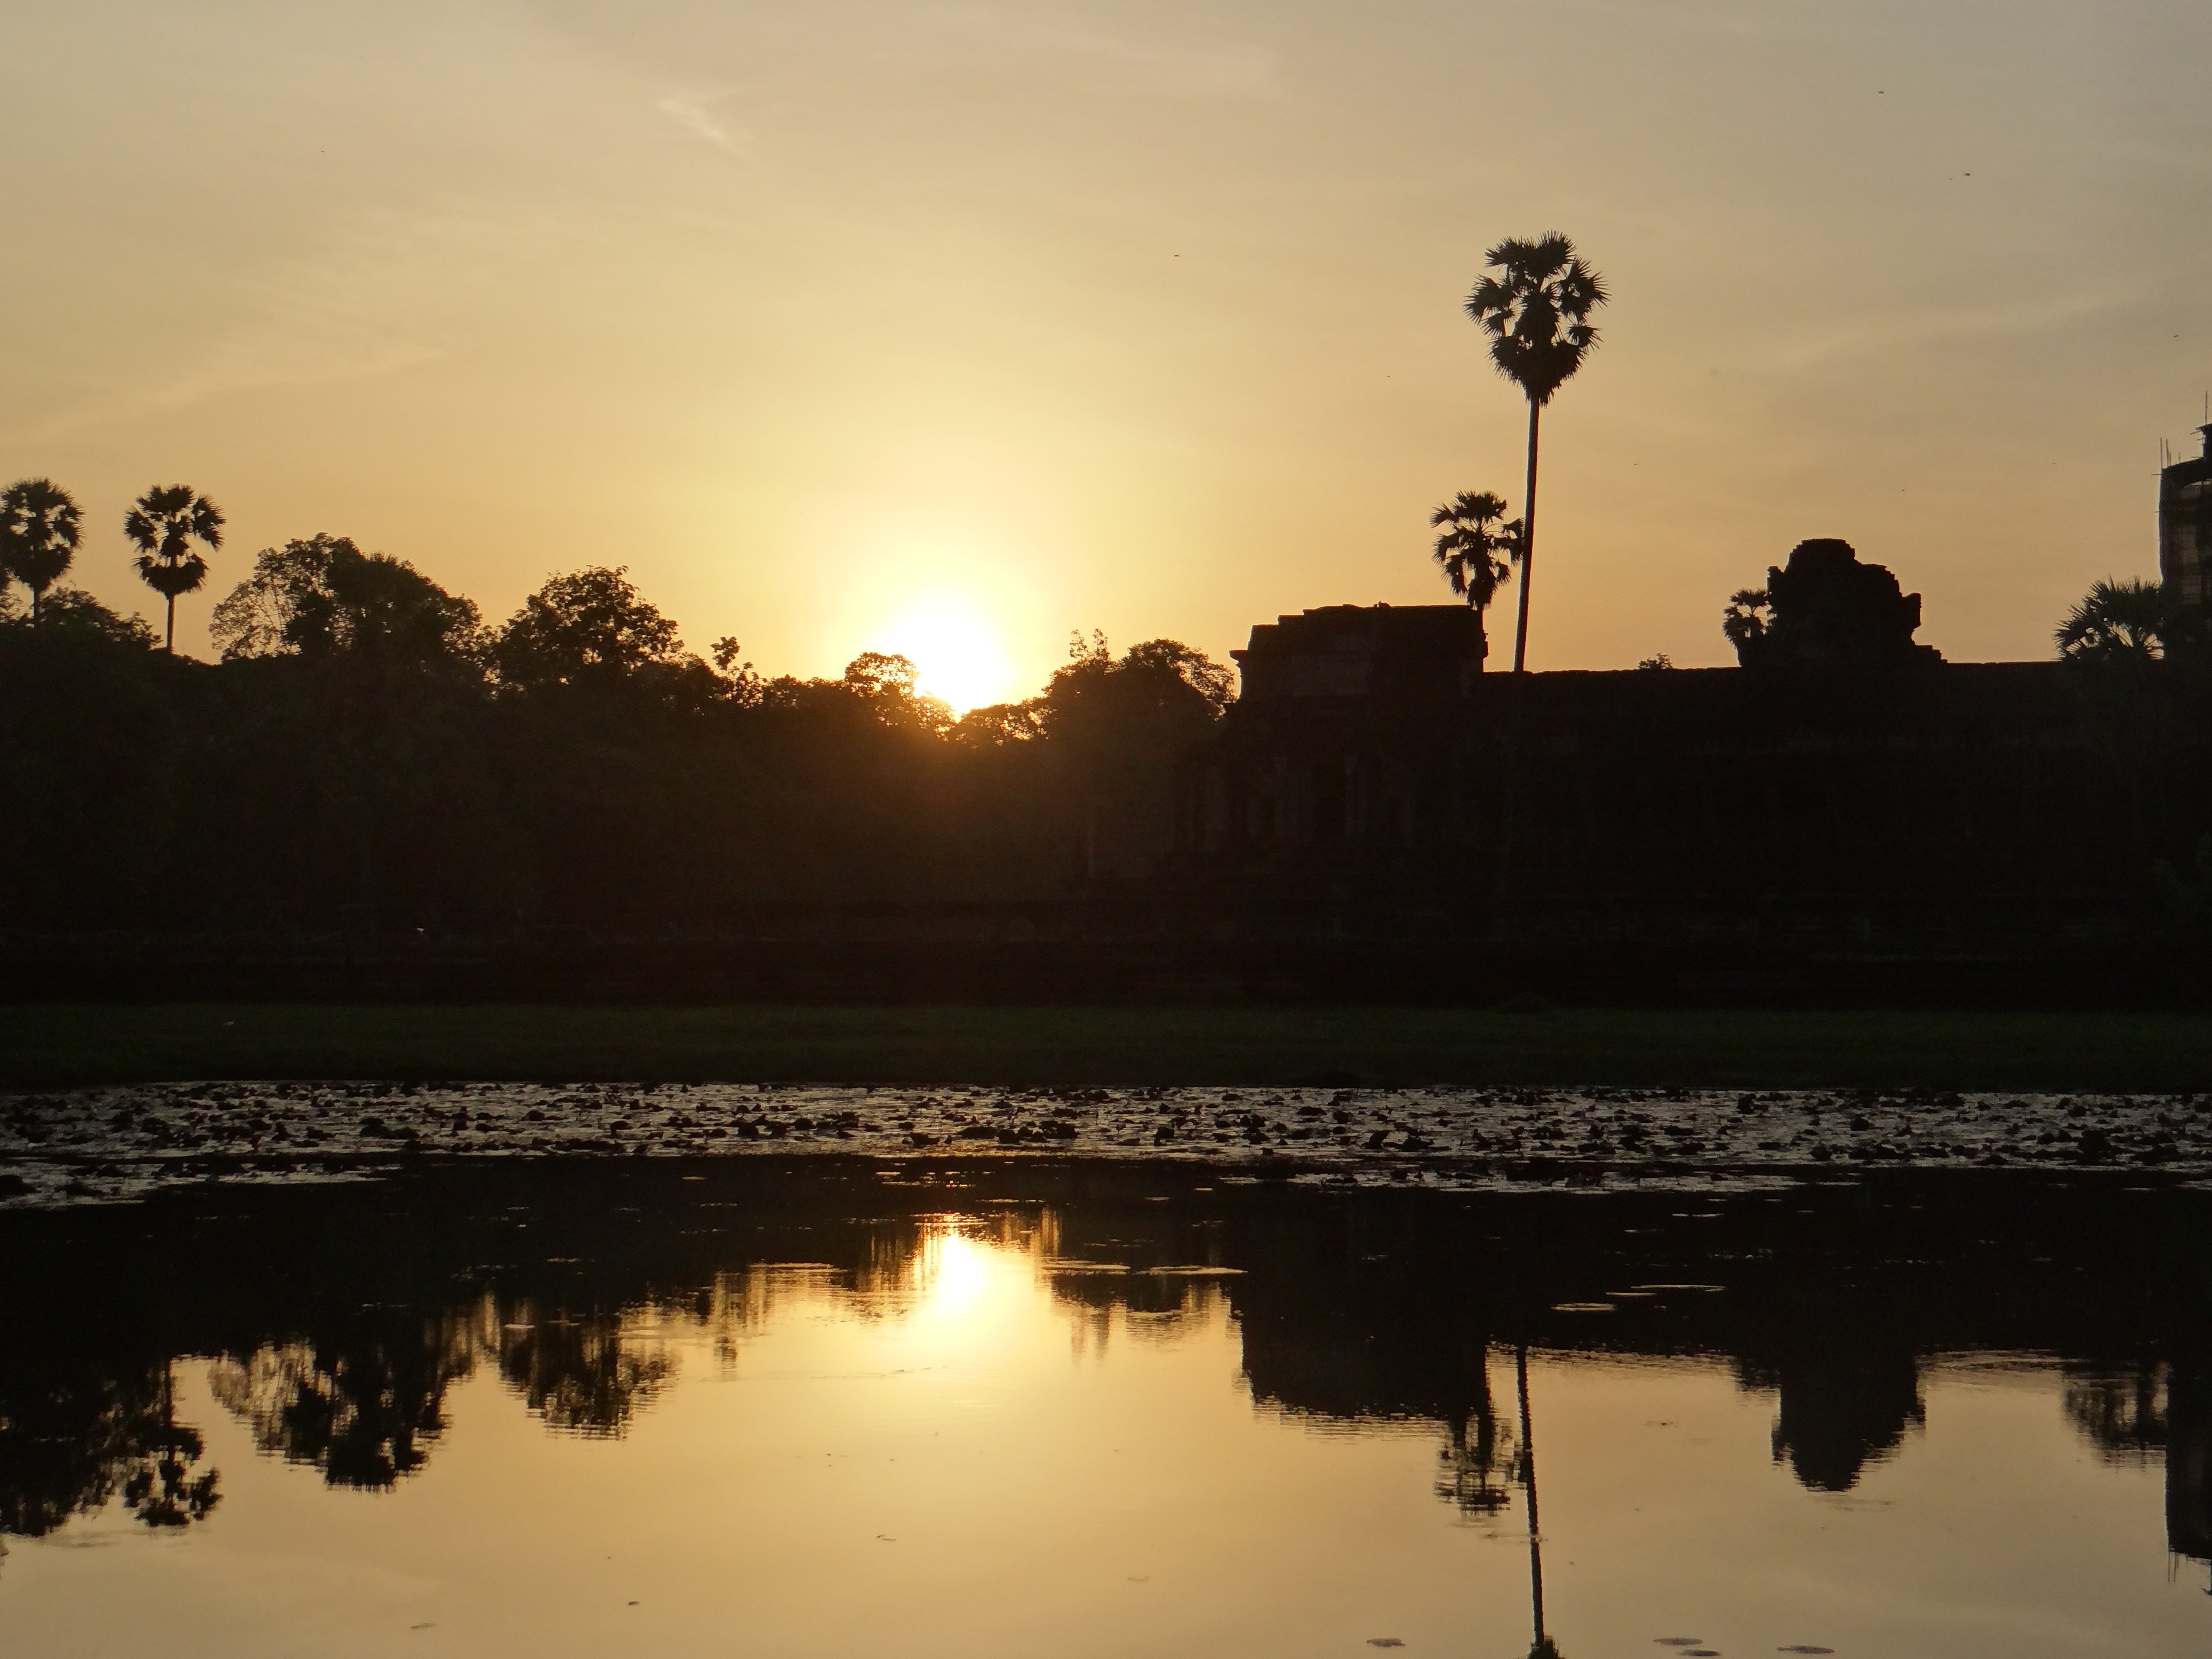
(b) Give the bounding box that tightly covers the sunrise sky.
[5,0,2208,704]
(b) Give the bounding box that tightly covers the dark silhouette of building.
[1752,1352,1926,1492]
[1732,539,1940,669]
[1231,604,1488,701]
[1176,567,2211,977]
[2172,1366,2212,1572]
[2161,426,2212,612]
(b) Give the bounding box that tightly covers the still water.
[1,1160,2207,1657]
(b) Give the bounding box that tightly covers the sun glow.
[918,1227,996,1320]
[868,590,1017,713]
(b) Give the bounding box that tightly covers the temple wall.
[1176,662,2212,950]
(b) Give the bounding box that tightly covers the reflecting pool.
[1,1160,2207,1657]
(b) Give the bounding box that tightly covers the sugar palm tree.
[1466,234,1608,674]
[124,484,226,651]
[2055,577,2166,662]
[1516,1345,1562,1659]
[1430,490,1524,644]
[0,478,83,620]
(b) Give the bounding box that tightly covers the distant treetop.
[211,534,483,666]
[492,566,686,690]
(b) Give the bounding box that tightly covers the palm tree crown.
[1464,233,1608,674]
[0,478,83,620]
[2055,577,2167,662]
[124,484,225,651]
[1467,234,1608,407]
[1430,490,1523,627]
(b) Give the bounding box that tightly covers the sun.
[869,590,1016,712]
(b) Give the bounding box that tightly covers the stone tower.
[2160,424,2212,611]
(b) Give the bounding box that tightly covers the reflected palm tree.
[1434,1354,1517,1516]
[1515,1345,1561,1659]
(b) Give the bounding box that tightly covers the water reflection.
[0,1161,2207,1650]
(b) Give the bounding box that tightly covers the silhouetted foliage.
[124,483,225,651]
[0,479,83,620]
[2056,577,2173,664]
[494,565,684,689]
[1430,490,1522,632]
[211,534,484,669]
[0,1362,218,1537]
[496,1310,675,1437]
[1720,587,1772,656]
[208,1319,478,1488]
[0,548,1233,930]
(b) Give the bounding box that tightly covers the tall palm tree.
[1466,234,1608,674]
[0,478,83,621]
[124,484,226,651]
[1431,490,1524,651]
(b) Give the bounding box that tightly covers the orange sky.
[5,0,2208,704]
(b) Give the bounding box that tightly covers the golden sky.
[5,0,2208,703]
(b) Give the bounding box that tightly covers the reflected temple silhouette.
[2,1161,2209,1600]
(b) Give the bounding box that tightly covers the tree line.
[0,491,1232,934]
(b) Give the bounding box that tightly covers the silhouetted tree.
[840,651,955,734]
[11,588,158,649]
[124,483,225,651]
[0,479,83,621]
[1033,633,1233,878]
[0,1361,219,1537]
[951,699,1046,747]
[1430,490,1522,648]
[493,565,684,690]
[497,1307,676,1436]
[208,1322,479,1489]
[211,534,484,668]
[1722,587,1772,657]
[2057,577,2168,663]
[1465,234,1607,675]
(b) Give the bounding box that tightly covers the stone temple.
[2161,424,2212,612]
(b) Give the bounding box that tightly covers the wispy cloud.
[657,94,754,155]
[927,6,1280,98]
[1767,286,2133,375]
[0,206,571,445]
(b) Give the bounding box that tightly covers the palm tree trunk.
[1518,1344,1547,1651]
[164,593,176,652]
[1512,399,1542,675]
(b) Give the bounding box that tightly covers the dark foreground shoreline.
[7,1002,2212,1090]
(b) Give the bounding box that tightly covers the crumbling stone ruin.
[1726,539,1940,669]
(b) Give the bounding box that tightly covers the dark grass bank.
[5,1003,2212,1091]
